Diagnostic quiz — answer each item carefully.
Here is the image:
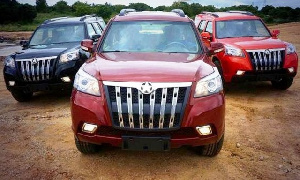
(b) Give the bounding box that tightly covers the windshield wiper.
[102,50,125,52]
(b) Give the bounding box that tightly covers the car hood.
[14,42,79,59]
[217,37,286,50]
[83,52,214,82]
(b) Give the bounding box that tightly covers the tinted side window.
[205,21,213,34]
[198,20,207,33]
[92,22,103,35]
[87,23,97,38]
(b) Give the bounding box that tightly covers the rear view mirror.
[208,42,224,56]
[20,40,28,47]
[201,32,212,41]
[91,34,101,42]
[272,30,280,38]
[81,39,94,53]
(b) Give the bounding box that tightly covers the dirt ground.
[0,22,299,180]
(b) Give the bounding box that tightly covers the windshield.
[100,21,201,53]
[216,20,271,38]
[29,24,85,46]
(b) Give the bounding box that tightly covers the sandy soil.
[0,23,299,180]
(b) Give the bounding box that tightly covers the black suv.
[3,15,105,102]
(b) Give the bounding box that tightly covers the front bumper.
[71,90,225,149]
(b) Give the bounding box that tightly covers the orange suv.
[195,11,298,90]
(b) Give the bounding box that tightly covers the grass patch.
[0,12,74,32]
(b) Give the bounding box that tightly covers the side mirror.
[208,42,224,56]
[272,30,280,38]
[81,39,94,53]
[20,40,28,47]
[91,34,101,42]
[201,32,212,41]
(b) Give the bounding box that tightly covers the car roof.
[42,16,104,25]
[114,11,190,22]
[196,12,260,21]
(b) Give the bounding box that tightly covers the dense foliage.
[0,0,37,23]
[0,0,299,25]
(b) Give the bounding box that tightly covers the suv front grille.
[16,56,57,81]
[104,81,191,130]
[247,48,285,71]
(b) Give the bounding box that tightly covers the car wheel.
[11,90,33,102]
[213,60,225,87]
[196,134,224,157]
[271,77,293,90]
[75,136,100,154]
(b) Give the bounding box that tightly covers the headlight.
[60,49,79,63]
[286,43,296,54]
[4,56,15,68]
[194,67,223,97]
[225,45,245,57]
[73,68,100,96]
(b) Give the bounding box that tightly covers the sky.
[17,0,300,9]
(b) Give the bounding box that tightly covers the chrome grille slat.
[159,88,167,129]
[253,52,259,71]
[278,50,281,69]
[31,61,35,81]
[36,61,40,81]
[20,61,26,80]
[16,56,56,81]
[149,91,155,129]
[115,86,124,127]
[127,87,134,128]
[46,59,50,79]
[247,48,285,72]
[169,87,179,128]
[273,51,277,70]
[26,61,31,81]
[104,81,192,130]
[138,90,143,129]
[41,60,45,80]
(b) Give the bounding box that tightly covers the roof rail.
[80,14,97,21]
[171,9,185,17]
[226,11,254,16]
[43,17,68,24]
[201,11,219,17]
[119,9,136,16]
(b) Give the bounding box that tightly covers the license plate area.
[122,136,170,151]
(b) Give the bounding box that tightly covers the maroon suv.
[71,9,225,156]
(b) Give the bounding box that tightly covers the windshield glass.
[30,24,85,46]
[101,21,201,53]
[216,20,270,38]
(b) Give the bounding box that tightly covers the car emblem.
[32,58,38,64]
[264,49,271,56]
[140,82,153,94]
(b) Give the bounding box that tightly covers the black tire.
[271,77,293,90]
[75,136,100,154]
[11,90,33,102]
[213,60,225,86]
[197,134,224,157]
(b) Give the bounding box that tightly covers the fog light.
[8,81,15,86]
[196,125,212,135]
[236,70,245,76]
[82,123,97,133]
[61,76,71,82]
[288,67,294,73]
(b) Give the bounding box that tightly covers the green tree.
[128,3,152,11]
[94,4,112,19]
[19,4,37,22]
[53,0,70,13]
[36,0,48,13]
[72,1,92,16]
